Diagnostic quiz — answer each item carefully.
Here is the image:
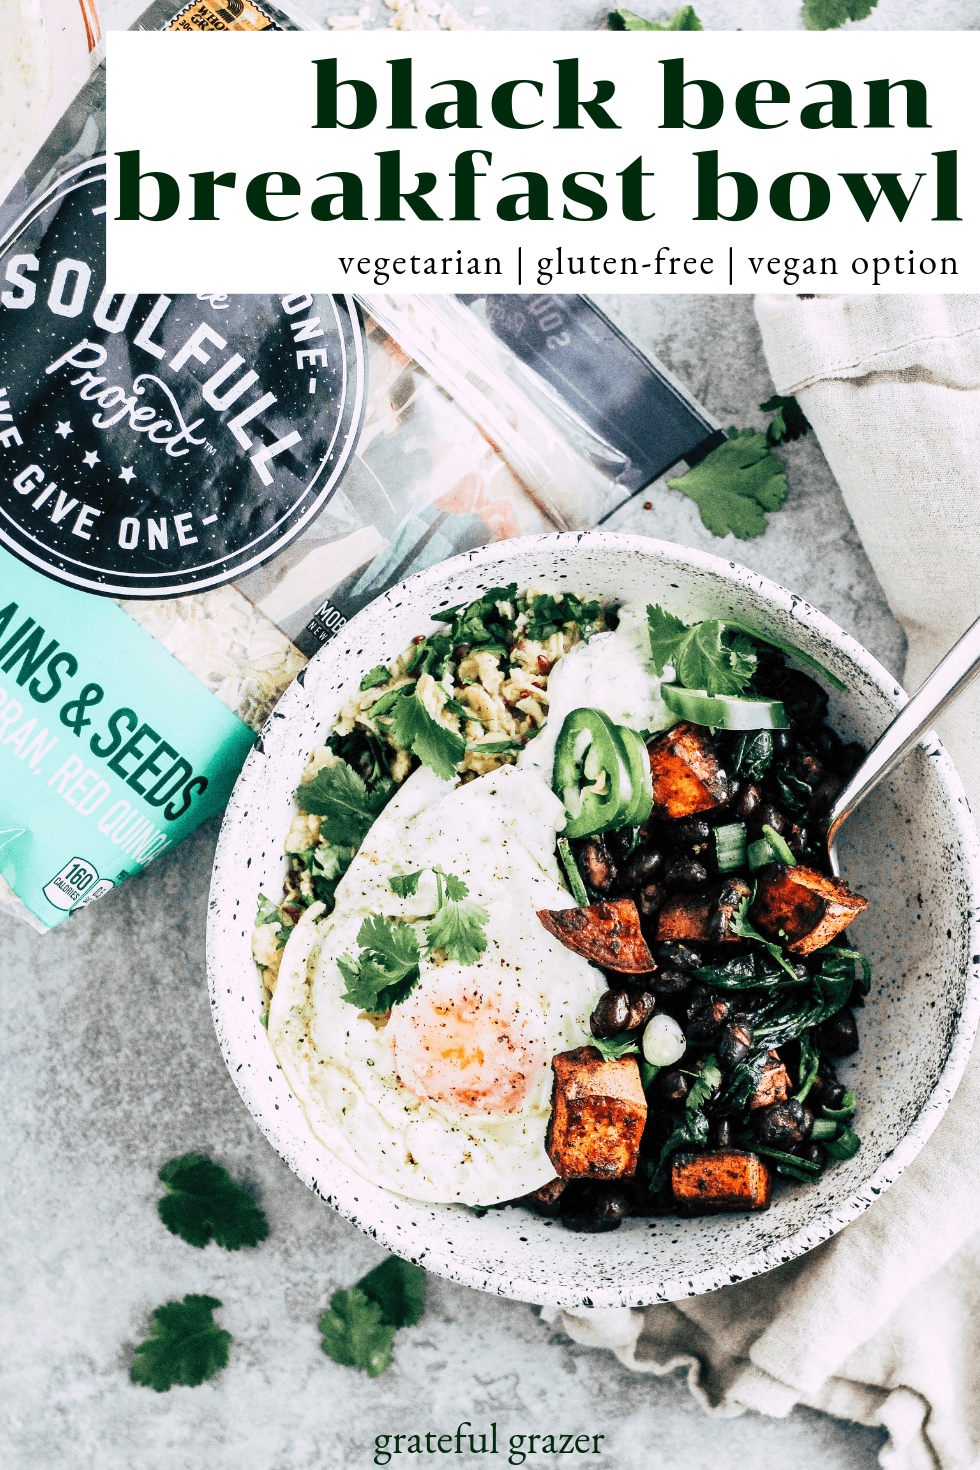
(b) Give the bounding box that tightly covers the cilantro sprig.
[685,1055,722,1113]
[521,590,604,643]
[389,866,490,965]
[320,1257,426,1378]
[667,428,789,540]
[296,760,394,847]
[802,0,877,29]
[338,914,422,1013]
[157,1154,269,1251]
[130,1294,231,1392]
[388,689,466,781]
[609,4,701,28]
[339,866,489,1012]
[647,606,756,696]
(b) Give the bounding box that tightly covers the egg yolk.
[389,965,548,1117]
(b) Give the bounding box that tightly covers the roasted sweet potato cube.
[656,878,751,946]
[671,1150,772,1212]
[546,1047,647,1181]
[749,1051,793,1111]
[646,722,728,819]
[537,898,655,974]
[750,864,868,955]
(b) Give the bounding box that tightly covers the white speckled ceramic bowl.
[207,533,980,1308]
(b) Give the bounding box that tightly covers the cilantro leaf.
[338,914,421,1012]
[305,845,353,883]
[666,429,789,540]
[437,867,469,903]
[646,604,689,677]
[294,843,356,913]
[296,761,394,847]
[609,4,702,28]
[130,1294,231,1392]
[360,664,391,691]
[686,1055,722,1112]
[801,0,877,29]
[731,890,801,981]
[646,607,756,695]
[157,1154,269,1251]
[760,394,811,445]
[592,1033,640,1061]
[435,584,519,651]
[319,1288,395,1378]
[356,1256,426,1328]
[389,871,423,898]
[425,889,489,966]
[522,590,604,643]
[254,892,281,927]
[675,621,756,696]
[390,689,466,782]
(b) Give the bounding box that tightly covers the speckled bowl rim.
[208,532,980,1307]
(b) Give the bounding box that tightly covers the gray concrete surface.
[4,0,946,1463]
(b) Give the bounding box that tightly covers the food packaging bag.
[0,0,722,930]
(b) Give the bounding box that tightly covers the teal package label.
[0,548,256,927]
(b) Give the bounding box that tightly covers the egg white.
[268,764,605,1206]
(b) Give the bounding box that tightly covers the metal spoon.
[825,615,980,876]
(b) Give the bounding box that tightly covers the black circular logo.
[0,163,364,597]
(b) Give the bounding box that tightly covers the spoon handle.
[827,614,980,855]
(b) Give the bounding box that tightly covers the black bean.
[718,1016,753,1070]
[667,818,711,848]
[650,966,689,997]
[753,801,787,836]
[590,989,632,1038]
[685,991,732,1043]
[578,839,617,894]
[786,823,809,860]
[736,784,761,821]
[712,1118,733,1148]
[818,1007,860,1058]
[636,881,667,919]
[560,1185,628,1233]
[626,991,657,1030]
[652,941,702,971]
[772,730,795,757]
[754,1098,814,1149]
[622,849,663,888]
[595,1187,632,1225]
[821,1079,848,1110]
[656,1067,690,1103]
[663,858,708,891]
[802,1143,827,1168]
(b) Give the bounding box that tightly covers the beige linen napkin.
[547,295,980,1470]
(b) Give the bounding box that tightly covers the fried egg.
[268,764,605,1206]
